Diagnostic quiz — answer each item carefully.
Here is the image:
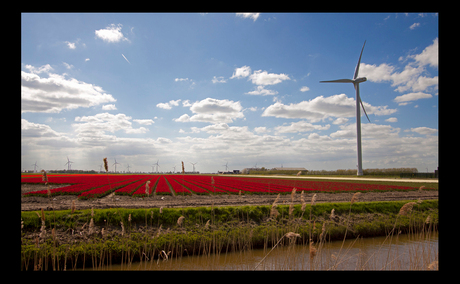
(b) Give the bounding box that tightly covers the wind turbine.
[31,161,38,173]
[172,165,176,173]
[190,162,197,172]
[126,164,131,173]
[223,162,229,172]
[154,160,160,173]
[113,159,120,173]
[320,41,370,176]
[65,156,74,171]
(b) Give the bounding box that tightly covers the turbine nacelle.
[354,77,367,83]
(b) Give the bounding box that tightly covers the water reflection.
[97,232,438,270]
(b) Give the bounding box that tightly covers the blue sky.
[21,13,438,173]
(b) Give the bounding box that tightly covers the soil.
[21,183,438,212]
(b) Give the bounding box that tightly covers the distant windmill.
[99,163,103,173]
[126,164,131,173]
[31,161,38,173]
[65,156,74,171]
[172,165,176,173]
[223,162,229,172]
[154,160,160,173]
[190,162,197,172]
[320,41,370,176]
[113,158,120,173]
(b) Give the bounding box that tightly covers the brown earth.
[21,183,438,212]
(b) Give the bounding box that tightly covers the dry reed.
[103,158,108,172]
[351,192,361,205]
[330,209,335,220]
[311,193,317,206]
[145,181,151,196]
[71,200,76,214]
[300,191,306,212]
[398,202,416,216]
[177,216,185,227]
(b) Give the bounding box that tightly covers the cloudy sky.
[21,13,438,173]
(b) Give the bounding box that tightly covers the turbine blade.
[360,97,371,123]
[355,84,371,123]
[320,79,354,83]
[354,40,366,79]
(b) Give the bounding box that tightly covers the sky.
[21,13,438,174]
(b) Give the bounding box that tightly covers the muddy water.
[95,232,438,270]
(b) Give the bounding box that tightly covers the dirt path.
[21,184,438,211]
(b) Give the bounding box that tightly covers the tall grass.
[21,197,438,270]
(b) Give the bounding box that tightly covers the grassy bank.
[21,199,438,270]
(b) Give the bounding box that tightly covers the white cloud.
[409,22,420,30]
[300,86,310,92]
[254,127,270,133]
[25,64,53,74]
[156,99,181,110]
[174,78,195,88]
[65,41,76,49]
[332,118,349,125]
[85,58,90,62]
[95,24,129,43]
[182,100,192,107]
[359,63,395,83]
[22,119,59,138]
[275,121,330,134]
[121,54,131,64]
[73,113,148,137]
[410,38,438,68]
[245,86,278,96]
[21,65,116,113]
[359,38,438,95]
[156,103,172,110]
[394,92,432,105]
[133,119,155,125]
[385,117,398,122]
[330,123,400,139]
[174,114,191,122]
[236,13,260,21]
[175,98,244,124]
[102,104,117,110]
[230,66,251,79]
[249,70,290,86]
[262,94,396,122]
[212,76,227,83]
[410,127,437,135]
[63,62,74,69]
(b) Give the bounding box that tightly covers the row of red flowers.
[22,173,421,199]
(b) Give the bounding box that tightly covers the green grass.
[21,200,438,231]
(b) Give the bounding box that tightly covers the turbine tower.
[126,164,131,173]
[320,41,370,176]
[113,158,120,173]
[154,160,160,173]
[223,162,229,172]
[190,162,197,172]
[31,161,38,173]
[65,156,74,171]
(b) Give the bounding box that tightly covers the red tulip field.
[21,173,423,200]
